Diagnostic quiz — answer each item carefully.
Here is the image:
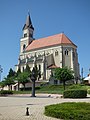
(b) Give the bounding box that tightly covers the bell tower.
[20,13,34,54]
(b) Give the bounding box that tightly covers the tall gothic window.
[65,49,69,56]
[23,44,26,51]
[39,64,41,71]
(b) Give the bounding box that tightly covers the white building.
[15,13,80,84]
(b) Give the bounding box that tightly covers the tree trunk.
[63,81,66,90]
[31,81,36,97]
[8,85,10,90]
[23,84,25,91]
[18,81,20,91]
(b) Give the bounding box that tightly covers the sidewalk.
[0,94,90,120]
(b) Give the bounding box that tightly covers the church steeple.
[23,13,34,30]
[20,13,34,54]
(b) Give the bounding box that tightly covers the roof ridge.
[25,33,77,52]
[35,33,61,41]
[62,33,77,47]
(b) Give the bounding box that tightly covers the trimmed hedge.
[87,89,90,94]
[63,89,87,98]
[45,102,90,120]
[0,90,13,96]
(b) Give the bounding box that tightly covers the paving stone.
[0,94,90,120]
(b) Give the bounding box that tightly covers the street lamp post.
[0,65,3,81]
[30,68,36,97]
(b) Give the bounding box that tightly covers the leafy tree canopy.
[2,68,16,87]
[7,68,16,78]
[4,77,15,86]
[0,80,6,88]
[25,64,31,73]
[54,67,74,81]
[31,65,41,80]
[54,67,74,90]
[17,71,30,85]
[16,67,21,76]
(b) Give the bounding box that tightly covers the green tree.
[0,81,6,90]
[15,67,21,90]
[33,65,41,80]
[25,64,31,73]
[15,66,31,91]
[4,77,15,90]
[3,68,16,90]
[17,71,30,90]
[7,68,16,78]
[16,67,21,76]
[54,67,74,90]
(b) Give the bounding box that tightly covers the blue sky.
[0,0,90,80]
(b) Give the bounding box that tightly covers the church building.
[15,14,80,84]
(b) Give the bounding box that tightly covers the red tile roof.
[26,33,77,52]
[48,64,60,69]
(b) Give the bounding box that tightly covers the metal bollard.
[26,107,29,116]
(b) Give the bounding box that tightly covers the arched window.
[23,44,26,51]
[65,49,69,56]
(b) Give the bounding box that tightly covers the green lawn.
[13,85,64,94]
[13,84,90,94]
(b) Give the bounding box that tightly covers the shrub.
[63,89,87,98]
[35,86,41,90]
[87,89,90,94]
[45,102,90,120]
[0,90,13,96]
[68,84,83,89]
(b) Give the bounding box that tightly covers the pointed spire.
[23,12,34,30]
[26,12,32,27]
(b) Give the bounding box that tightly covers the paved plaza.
[0,94,90,120]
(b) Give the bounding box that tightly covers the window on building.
[65,49,69,56]
[54,80,58,85]
[23,67,24,72]
[24,33,27,37]
[23,44,26,51]
[55,50,58,56]
[39,64,41,71]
